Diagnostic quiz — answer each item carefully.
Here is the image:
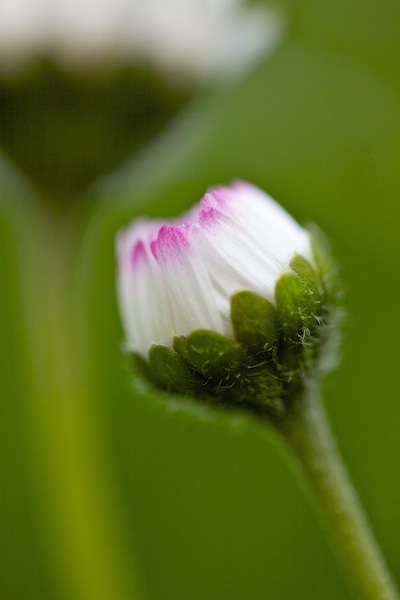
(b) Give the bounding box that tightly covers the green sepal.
[308,226,344,372]
[275,272,309,341]
[240,368,283,410]
[290,255,320,298]
[231,290,277,353]
[308,224,342,307]
[290,254,324,331]
[148,345,200,394]
[184,329,245,382]
[173,335,191,363]
[130,352,156,384]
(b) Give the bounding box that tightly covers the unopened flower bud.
[117,181,341,419]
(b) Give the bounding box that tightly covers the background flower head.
[0,0,283,84]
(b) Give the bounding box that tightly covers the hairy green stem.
[276,385,398,600]
[19,202,142,600]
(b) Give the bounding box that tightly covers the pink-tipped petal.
[155,223,223,336]
[116,221,178,356]
[156,225,191,261]
[131,240,147,268]
[198,205,227,229]
[116,181,313,354]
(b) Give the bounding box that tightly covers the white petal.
[206,181,312,266]
[116,221,176,356]
[154,224,224,336]
[198,202,284,304]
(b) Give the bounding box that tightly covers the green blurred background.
[2,1,400,598]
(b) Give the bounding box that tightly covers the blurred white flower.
[0,0,284,83]
[116,181,312,357]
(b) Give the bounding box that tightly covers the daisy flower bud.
[117,181,341,419]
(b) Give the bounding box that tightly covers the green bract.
[132,236,341,421]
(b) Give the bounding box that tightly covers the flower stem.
[18,201,142,600]
[275,385,398,600]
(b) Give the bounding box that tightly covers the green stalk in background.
[17,200,144,600]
